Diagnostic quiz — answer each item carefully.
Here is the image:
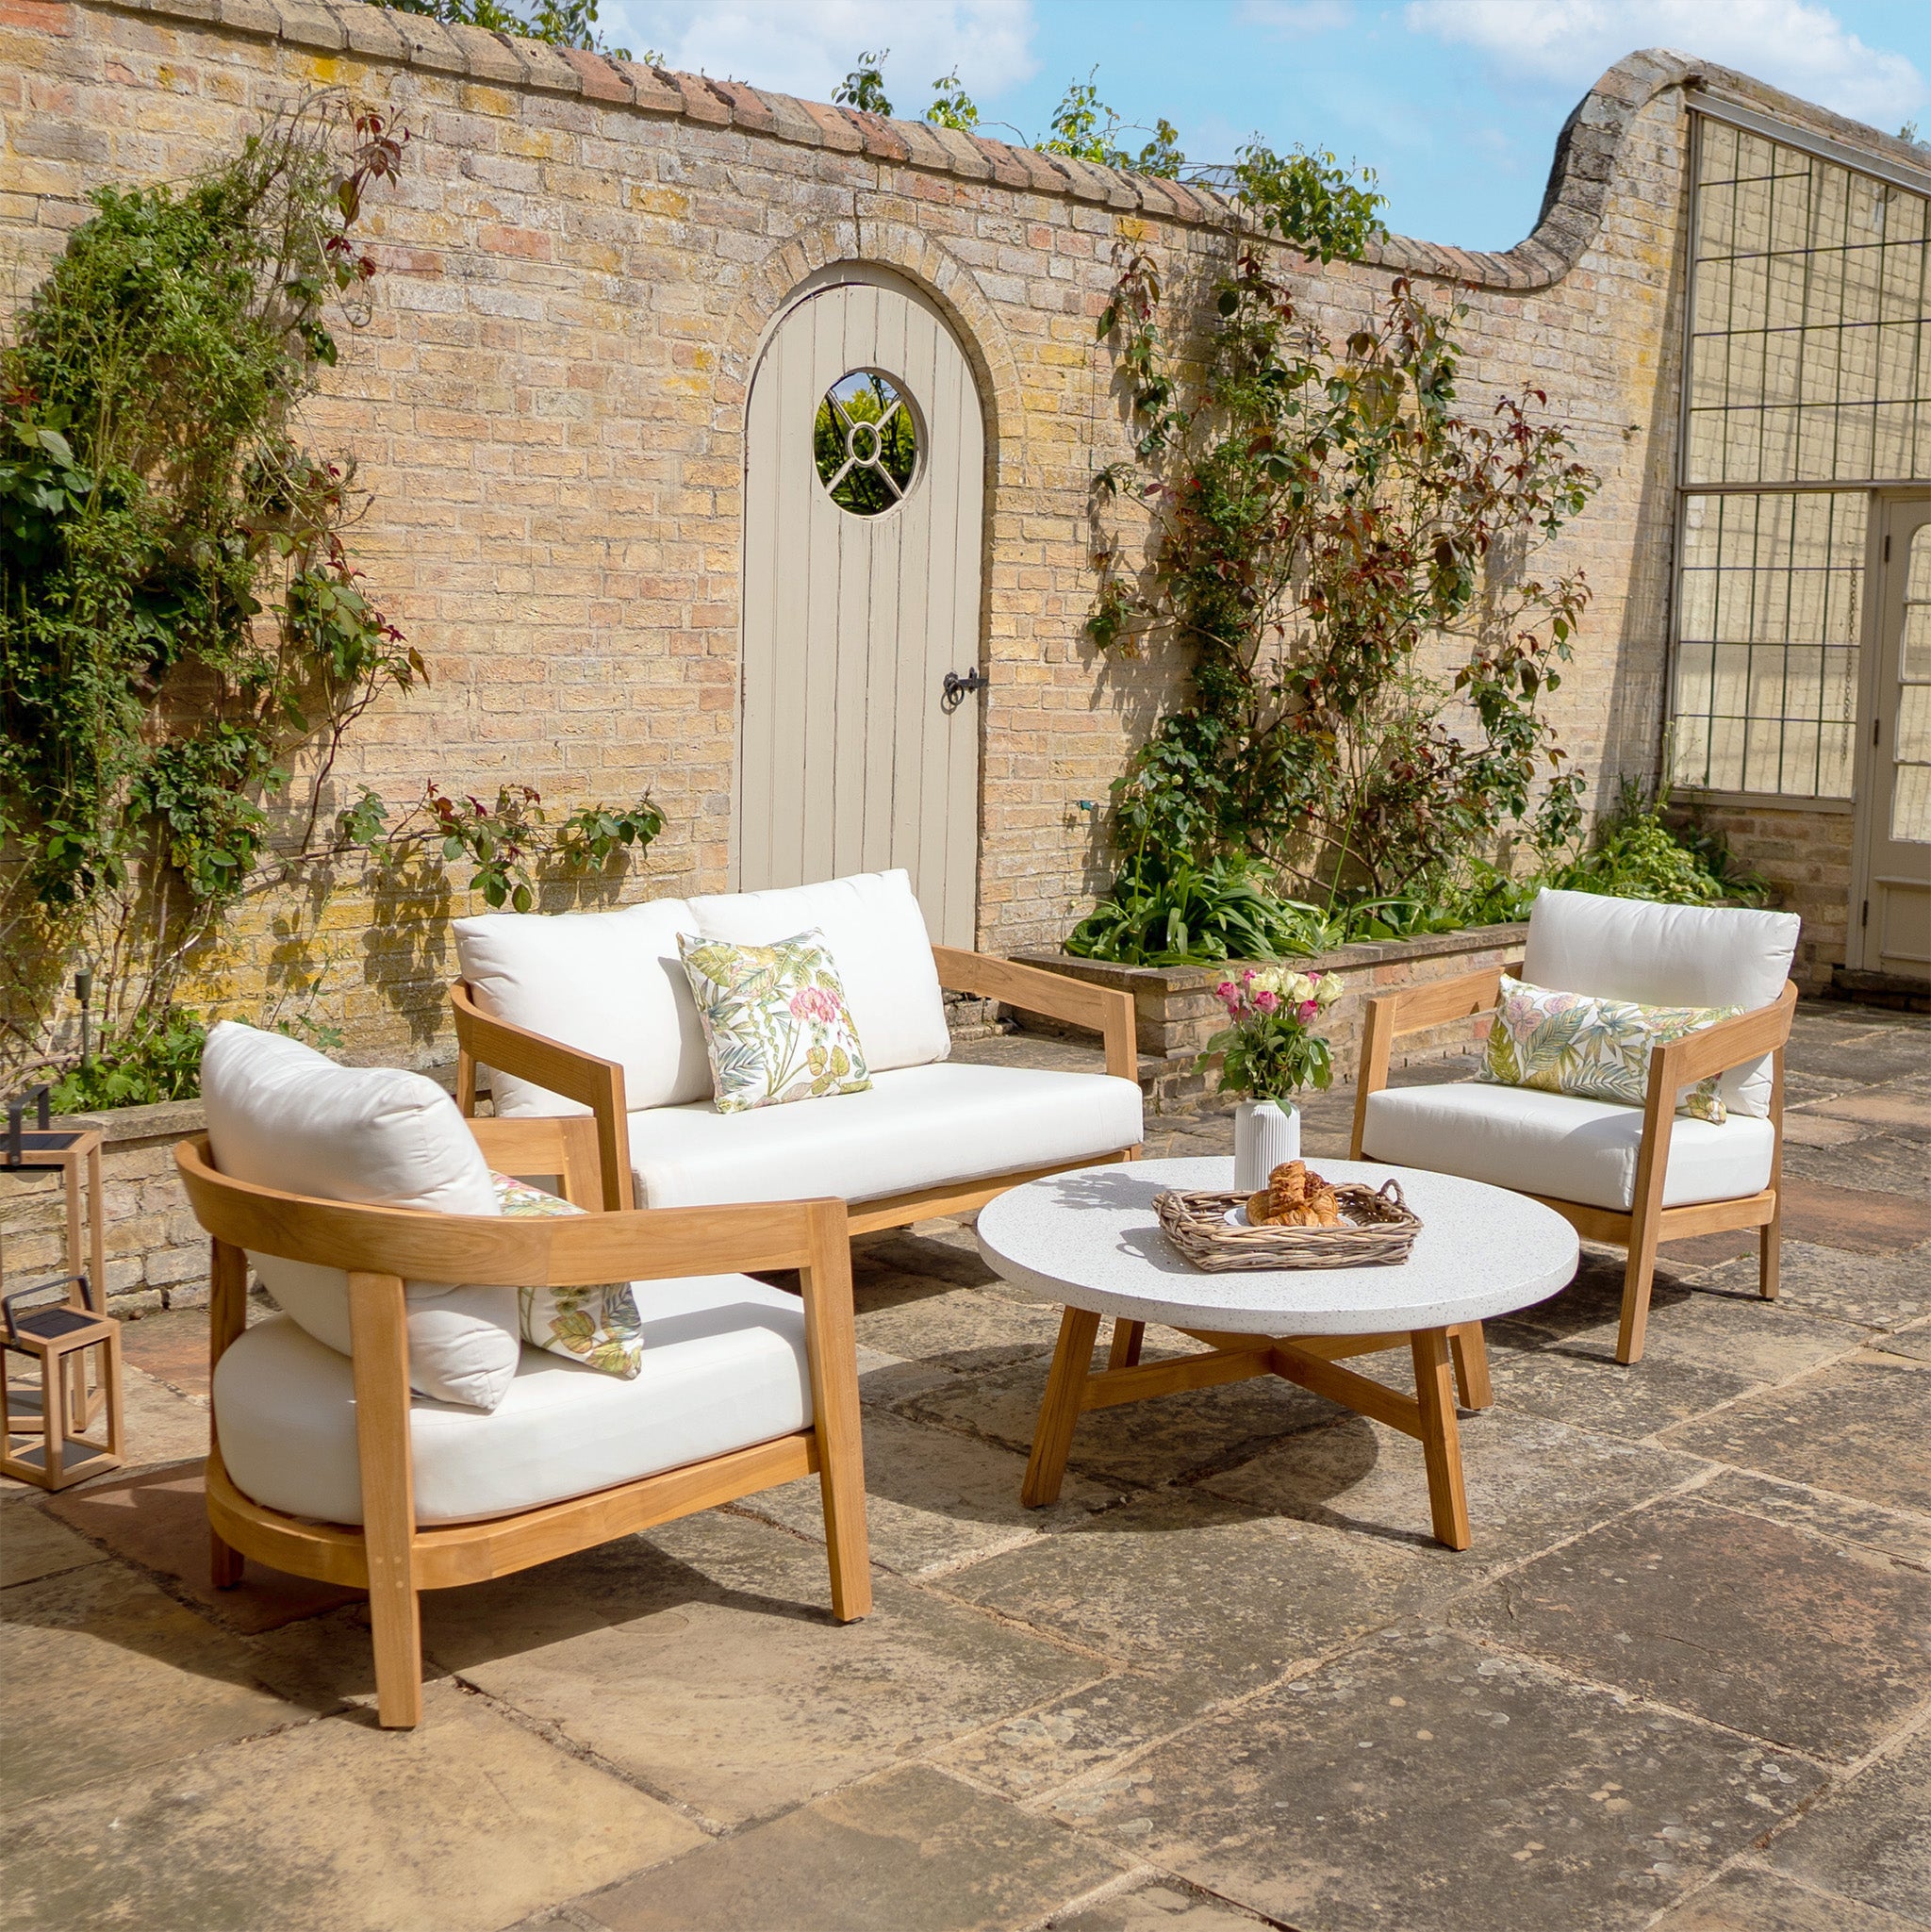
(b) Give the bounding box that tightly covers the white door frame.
[1847,488,1931,976]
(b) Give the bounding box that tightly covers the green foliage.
[1,100,415,929]
[1041,72,1185,177]
[833,49,892,116]
[1087,237,1598,920]
[1553,781,1773,908]
[927,69,980,132]
[44,1005,345,1111]
[1065,850,1329,966]
[1230,141,1388,264]
[338,782,665,915]
[368,0,628,56]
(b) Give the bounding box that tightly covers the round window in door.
[814,370,920,515]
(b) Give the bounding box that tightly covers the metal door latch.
[941,668,989,713]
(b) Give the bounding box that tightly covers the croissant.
[1246,1189,1276,1226]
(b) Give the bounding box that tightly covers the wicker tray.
[1154,1181,1421,1272]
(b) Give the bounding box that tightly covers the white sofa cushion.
[200,1023,520,1412]
[454,898,709,1115]
[214,1286,811,1526]
[1362,1080,1775,1214]
[626,1061,1145,1208]
[688,869,949,1074]
[1523,889,1799,1116]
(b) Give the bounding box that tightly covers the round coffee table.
[975,1157,1578,1549]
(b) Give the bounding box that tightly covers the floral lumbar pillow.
[491,1172,645,1378]
[677,927,872,1113]
[1479,974,1741,1123]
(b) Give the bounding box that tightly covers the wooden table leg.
[1022,1307,1101,1509]
[1449,1322,1493,1412]
[1411,1328,1471,1551]
[1107,1318,1145,1370]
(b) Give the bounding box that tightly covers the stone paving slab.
[0,1680,698,1932]
[0,1495,107,1588]
[944,1490,1449,1692]
[1202,1407,1704,1566]
[47,1462,364,1631]
[1773,1181,1931,1255]
[1484,1335,1761,1439]
[585,1762,1127,1932]
[1698,1467,1931,1569]
[851,1274,1068,1375]
[1659,1351,1931,1515]
[421,1513,1102,1829]
[904,1350,1343,1491]
[1651,1863,1925,1930]
[1042,1625,1824,1932]
[1700,1240,1931,1331]
[1783,1134,1931,1203]
[1446,1493,1931,1763]
[1,1560,305,1808]
[1048,1878,1277,1929]
[936,1671,1228,1802]
[738,1408,1114,1577]
[1761,1725,1931,1925]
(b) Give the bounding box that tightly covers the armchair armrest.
[1349,960,1524,1159]
[932,947,1139,1083]
[1650,981,1797,1089]
[452,983,634,1211]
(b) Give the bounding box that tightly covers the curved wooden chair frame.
[175,1115,869,1729]
[1350,969,1797,1364]
[450,943,1143,1230]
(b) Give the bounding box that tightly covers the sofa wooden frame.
[450,946,1144,1229]
[175,1114,869,1730]
[1348,965,1797,1365]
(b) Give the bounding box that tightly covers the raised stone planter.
[1015,923,1529,1113]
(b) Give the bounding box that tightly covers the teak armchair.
[176,1113,869,1728]
[1350,966,1797,1363]
[452,944,1141,1231]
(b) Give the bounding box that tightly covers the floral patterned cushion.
[677,928,872,1114]
[490,1173,644,1378]
[1478,974,1741,1124]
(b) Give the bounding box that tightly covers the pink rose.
[1298,999,1318,1022]
[789,986,839,1024]
[1253,989,1279,1014]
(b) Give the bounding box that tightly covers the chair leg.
[1616,1242,1658,1366]
[1758,1203,1782,1302]
[349,1271,422,1728]
[800,1204,871,1624]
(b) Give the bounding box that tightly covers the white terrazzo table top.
[974,1157,1578,1336]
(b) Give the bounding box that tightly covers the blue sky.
[613,1,1931,252]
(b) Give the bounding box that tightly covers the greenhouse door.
[736,269,984,948]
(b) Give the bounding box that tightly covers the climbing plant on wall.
[1,99,659,1097]
[1082,192,1599,931]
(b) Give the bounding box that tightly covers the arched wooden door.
[737,269,985,947]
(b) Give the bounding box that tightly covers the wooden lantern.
[1,1090,122,1491]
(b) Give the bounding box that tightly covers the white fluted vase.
[1232,1098,1301,1192]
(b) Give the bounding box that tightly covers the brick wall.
[4,8,1913,1068]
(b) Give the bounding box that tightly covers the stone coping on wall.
[65,3,1931,292]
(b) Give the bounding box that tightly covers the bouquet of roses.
[1201,966,1343,1101]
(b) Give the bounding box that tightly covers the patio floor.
[3,999,1927,1932]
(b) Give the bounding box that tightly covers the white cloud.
[1404,0,1925,129]
[1240,0,1353,31]
[610,0,1037,110]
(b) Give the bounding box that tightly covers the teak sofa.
[450,869,1145,1229]
[1350,889,1801,1364]
[183,1025,868,1729]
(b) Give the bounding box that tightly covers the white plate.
[1224,1203,1257,1230]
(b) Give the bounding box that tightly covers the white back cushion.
[1523,889,1800,1116]
[688,869,950,1073]
[454,898,709,1115]
[201,1023,520,1411]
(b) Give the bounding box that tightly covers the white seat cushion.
[626,1062,1145,1208]
[455,898,709,1115]
[215,1282,811,1527]
[1362,1081,1775,1214]
[1524,889,1799,1117]
[201,1023,520,1412]
[688,869,949,1073]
